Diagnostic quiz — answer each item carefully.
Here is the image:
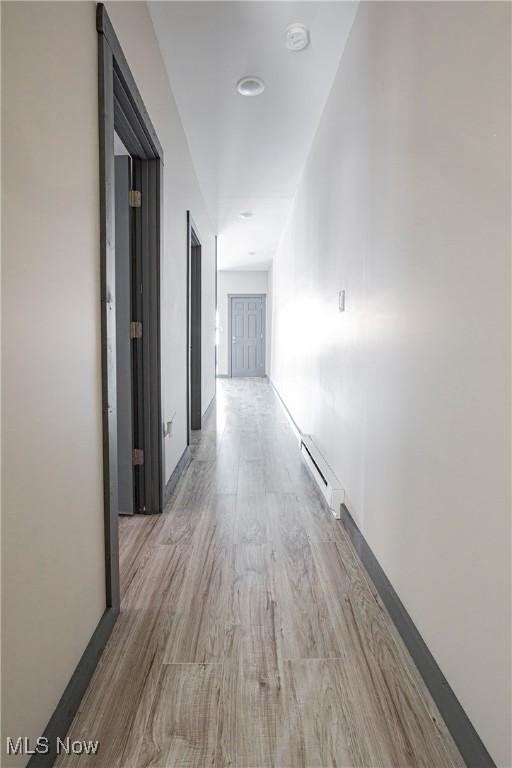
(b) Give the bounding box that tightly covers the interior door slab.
[230,295,265,377]
[115,155,134,514]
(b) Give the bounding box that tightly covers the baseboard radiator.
[300,436,345,519]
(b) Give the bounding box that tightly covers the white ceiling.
[149,1,357,270]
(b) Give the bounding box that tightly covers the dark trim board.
[96,5,163,159]
[27,609,117,768]
[269,376,496,768]
[163,446,192,508]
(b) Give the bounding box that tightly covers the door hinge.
[130,321,142,339]
[128,189,141,208]
[132,448,144,466]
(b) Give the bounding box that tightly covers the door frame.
[186,212,202,438]
[98,3,164,616]
[228,294,266,378]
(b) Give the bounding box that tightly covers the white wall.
[1,2,216,764]
[2,4,105,765]
[270,3,511,765]
[217,270,271,376]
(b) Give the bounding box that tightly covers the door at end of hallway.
[229,294,266,377]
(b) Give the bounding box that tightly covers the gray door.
[230,295,265,377]
[115,156,134,515]
[188,224,202,432]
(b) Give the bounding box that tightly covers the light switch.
[338,290,346,312]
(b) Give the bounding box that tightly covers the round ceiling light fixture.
[236,76,265,97]
[285,23,310,51]
[239,211,253,219]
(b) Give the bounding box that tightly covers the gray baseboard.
[163,445,191,508]
[26,607,117,768]
[269,380,496,768]
[216,373,229,378]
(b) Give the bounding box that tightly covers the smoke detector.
[285,23,310,51]
[236,76,265,96]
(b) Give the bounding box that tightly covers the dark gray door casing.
[229,294,266,377]
[107,30,163,522]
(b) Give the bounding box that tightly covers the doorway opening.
[228,294,266,377]
[98,4,164,616]
[187,213,202,437]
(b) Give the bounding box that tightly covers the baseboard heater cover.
[300,436,345,519]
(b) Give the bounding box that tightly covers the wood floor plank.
[174,459,217,510]
[234,493,271,545]
[122,543,191,612]
[119,514,163,598]
[190,405,223,461]
[158,505,204,547]
[217,635,285,768]
[190,433,219,461]
[266,493,342,660]
[239,428,265,461]
[237,459,265,497]
[135,663,221,768]
[228,544,277,634]
[262,440,296,493]
[163,495,236,663]
[213,442,240,495]
[282,657,378,768]
[273,490,345,544]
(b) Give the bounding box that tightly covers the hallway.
[59,379,462,768]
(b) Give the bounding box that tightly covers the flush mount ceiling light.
[236,76,265,96]
[239,211,253,219]
[285,23,310,51]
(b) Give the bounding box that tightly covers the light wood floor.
[58,378,463,768]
